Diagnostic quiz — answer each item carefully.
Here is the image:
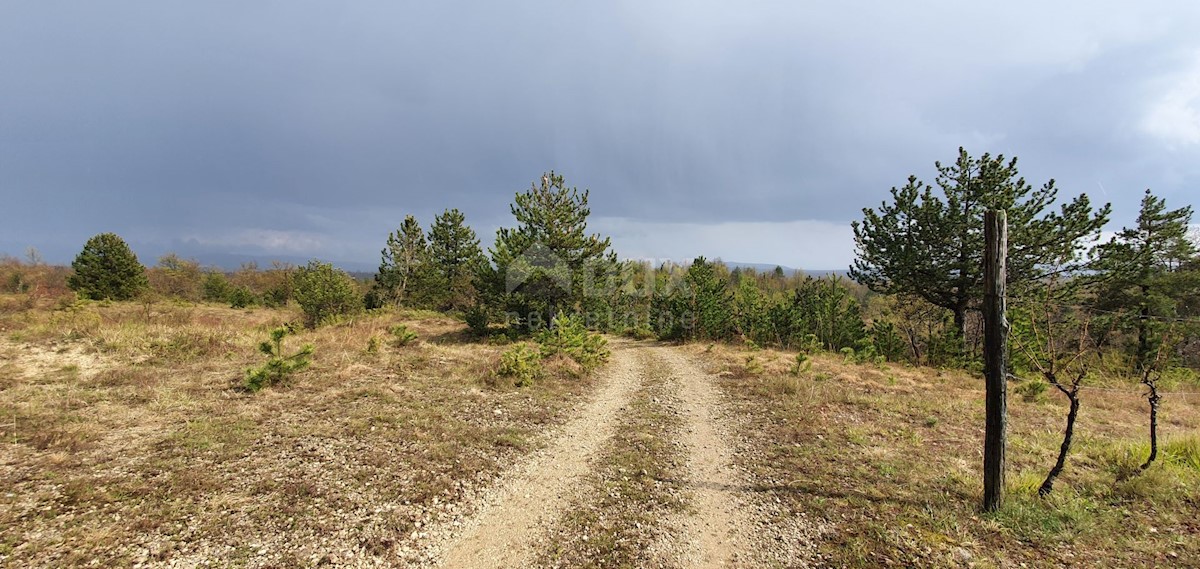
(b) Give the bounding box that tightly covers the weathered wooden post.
[982,209,1008,512]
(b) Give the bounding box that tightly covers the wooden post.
[982,209,1008,512]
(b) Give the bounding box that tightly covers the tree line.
[7,151,1197,380]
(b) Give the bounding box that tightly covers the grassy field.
[693,342,1200,568]
[3,291,1199,567]
[0,295,594,567]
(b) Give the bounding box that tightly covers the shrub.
[535,313,610,372]
[497,342,543,387]
[147,254,203,301]
[389,324,418,347]
[744,354,765,375]
[245,326,314,392]
[202,271,232,302]
[1015,379,1050,402]
[464,303,490,336]
[292,260,362,327]
[623,325,656,340]
[67,233,148,301]
[870,320,908,362]
[228,286,257,309]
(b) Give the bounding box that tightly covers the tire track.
[430,342,646,569]
[658,347,753,568]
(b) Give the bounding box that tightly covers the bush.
[67,233,148,301]
[744,354,765,375]
[623,325,656,340]
[535,313,610,372]
[464,303,490,336]
[147,254,203,301]
[202,271,233,302]
[245,326,314,392]
[389,324,418,347]
[1015,379,1050,402]
[497,342,543,386]
[293,260,362,327]
[228,286,257,309]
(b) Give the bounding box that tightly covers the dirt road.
[426,342,760,568]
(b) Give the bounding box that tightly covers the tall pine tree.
[374,215,438,308]
[851,148,1110,338]
[428,208,486,310]
[1094,190,1200,367]
[488,171,615,332]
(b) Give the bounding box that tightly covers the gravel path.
[426,342,768,569]
[658,347,753,568]
[429,342,647,568]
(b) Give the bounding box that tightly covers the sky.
[2,1,1199,271]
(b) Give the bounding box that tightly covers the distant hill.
[147,250,378,274]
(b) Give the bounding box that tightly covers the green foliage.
[623,325,656,340]
[851,148,1110,335]
[148,254,203,301]
[734,278,773,345]
[488,171,616,334]
[784,277,867,352]
[67,232,149,301]
[5,271,30,294]
[685,257,735,340]
[652,257,734,341]
[497,342,543,387]
[1092,189,1200,368]
[840,346,857,363]
[389,324,418,347]
[293,260,362,328]
[744,354,764,375]
[464,303,491,336]
[534,313,610,371]
[1015,379,1050,402]
[201,271,232,302]
[429,208,487,310]
[245,326,314,392]
[869,320,907,362]
[373,215,440,308]
[227,285,257,309]
[791,353,811,376]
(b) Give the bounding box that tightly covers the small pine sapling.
[498,343,543,387]
[390,324,419,347]
[791,353,812,376]
[245,326,314,392]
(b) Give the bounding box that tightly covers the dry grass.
[692,342,1200,568]
[0,295,595,567]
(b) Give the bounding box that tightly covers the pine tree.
[1093,190,1200,367]
[683,257,734,341]
[374,215,438,307]
[428,208,486,310]
[489,171,615,332]
[851,148,1110,338]
[67,232,148,300]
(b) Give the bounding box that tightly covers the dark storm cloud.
[2,1,1199,268]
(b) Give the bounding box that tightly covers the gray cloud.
[2,1,1199,269]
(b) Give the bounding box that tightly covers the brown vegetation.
[0,295,593,566]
